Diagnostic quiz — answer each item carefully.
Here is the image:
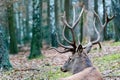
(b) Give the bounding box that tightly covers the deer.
[51,5,115,80]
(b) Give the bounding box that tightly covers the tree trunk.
[94,0,98,13]
[24,0,30,43]
[42,0,51,47]
[28,0,42,59]
[0,27,12,70]
[64,0,71,45]
[53,0,60,47]
[80,14,83,43]
[102,0,107,40]
[79,0,94,42]
[111,0,120,41]
[7,3,18,54]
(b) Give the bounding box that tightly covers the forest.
[0,0,120,80]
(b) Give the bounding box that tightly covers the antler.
[82,11,115,53]
[94,11,115,32]
[51,6,84,54]
[82,18,101,53]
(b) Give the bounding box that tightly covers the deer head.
[51,5,114,74]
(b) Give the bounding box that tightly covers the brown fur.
[59,67,103,80]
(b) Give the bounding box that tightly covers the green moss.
[28,54,45,60]
[45,66,71,80]
[95,53,120,62]
[110,42,120,46]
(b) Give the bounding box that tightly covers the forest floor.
[0,41,120,80]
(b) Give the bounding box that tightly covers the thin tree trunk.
[42,0,51,47]
[80,14,83,42]
[7,2,18,54]
[102,0,107,40]
[64,0,70,45]
[111,0,120,41]
[25,0,30,43]
[0,27,12,70]
[29,0,42,59]
[52,0,60,47]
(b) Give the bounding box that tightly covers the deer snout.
[60,67,68,72]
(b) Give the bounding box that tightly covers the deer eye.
[69,57,71,60]
[68,57,72,62]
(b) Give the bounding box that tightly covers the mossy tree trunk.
[52,0,60,47]
[0,27,12,70]
[24,0,31,44]
[28,0,42,59]
[7,2,18,54]
[47,0,52,46]
[111,0,120,41]
[42,0,51,47]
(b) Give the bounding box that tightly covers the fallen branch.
[14,68,41,72]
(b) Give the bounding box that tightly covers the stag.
[51,5,114,80]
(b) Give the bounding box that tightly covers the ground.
[0,41,120,80]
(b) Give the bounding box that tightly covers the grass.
[0,65,71,80]
[28,54,45,60]
[41,66,71,80]
[93,53,120,76]
[110,41,120,46]
[96,53,120,62]
[1,41,120,79]
[47,52,120,79]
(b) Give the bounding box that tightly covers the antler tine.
[56,33,73,49]
[52,6,85,54]
[94,10,115,30]
[50,47,72,53]
[61,12,72,29]
[61,11,76,46]
[103,12,115,28]
[72,6,84,29]
[72,5,76,25]
[91,18,101,45]
[83,18,100,50]
[50,32,74,53]
[93,10,103,28]
[70,6,84,49]
[62,25,74,45]
[77,34,81,45]
[61,11,77,49]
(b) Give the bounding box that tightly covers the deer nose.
[60,67,67,72]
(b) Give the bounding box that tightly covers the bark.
[111,0,120,41]
[63,0,71,45]
[102,0,107,40]
[7,3,18,54]
[0,27,12,70]
[24,0,30,43]
[41,0,51,47]
[53,0,60,47]
[29,0,42,59]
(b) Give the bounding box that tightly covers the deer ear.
[77,44,83,53]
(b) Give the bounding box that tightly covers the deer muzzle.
[60,67,68,72]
